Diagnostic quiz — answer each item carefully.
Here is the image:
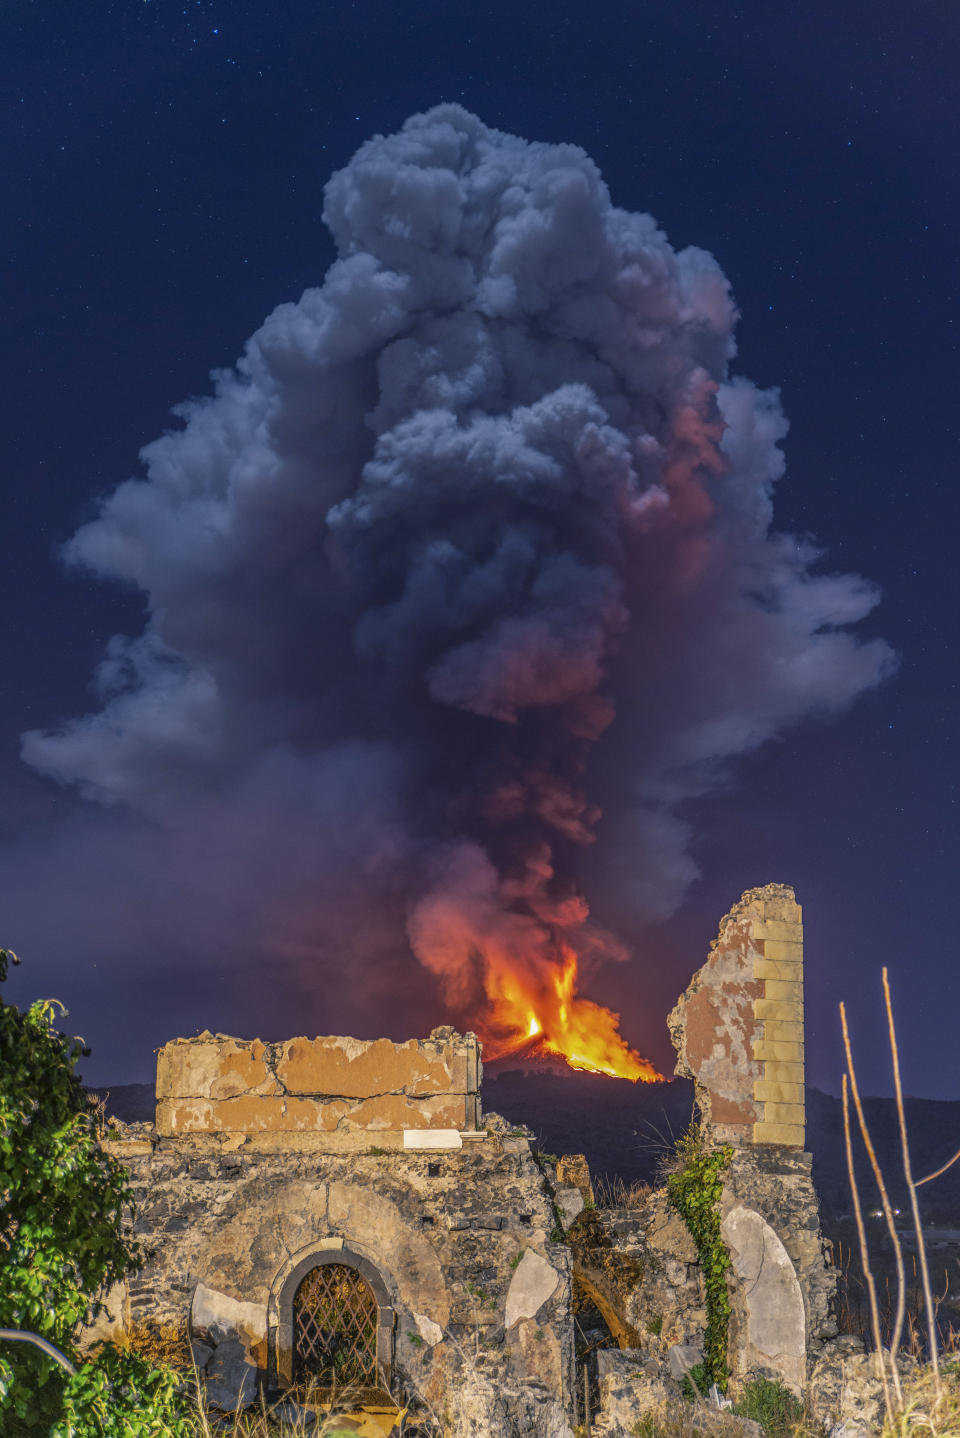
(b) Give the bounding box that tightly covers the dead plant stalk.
[842,1071,893,1418]
[883,967,941,1395]
[840,1000,905,1408]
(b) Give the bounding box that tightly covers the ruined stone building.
[86,886,865,1436]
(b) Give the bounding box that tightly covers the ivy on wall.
[666,1129,733,1391]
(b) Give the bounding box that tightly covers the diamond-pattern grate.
[293,1264,378,1392]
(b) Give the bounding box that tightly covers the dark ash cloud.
[17,106,893,1069]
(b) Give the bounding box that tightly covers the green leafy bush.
[679,1362,712,1401]
[733,1376,804,1438]
[0,947,200,1435]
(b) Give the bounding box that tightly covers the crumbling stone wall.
[155,1025,481,1138]
[89,1030,573,1438]
[662,884,834,1395]
[559,885,834,1411]
[567,1192,706,1361]
[83,881,845,1432]
[669,884,804,1147]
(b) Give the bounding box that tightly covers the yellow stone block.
[754,1079,805,1104]
[753,1121,805,1147]
[759,895,802,923]
[753,959,802,981]
[763,978,803,1001]
[761,1019,804,1042]
[753,998,803,1022]
[761,1059,805,1085]
[755,920,804,944]
[753,1039,804,1063]
[762,1101,805,1125]
[762,939,804,963]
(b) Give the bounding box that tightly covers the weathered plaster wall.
[155,1025,481,1138]
[662,884,836,1396]
[668,884,805,1147]
[96,1108,574,1433]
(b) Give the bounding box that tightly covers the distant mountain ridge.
[85,1075,960,1230]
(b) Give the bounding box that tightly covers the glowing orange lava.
[480,945,662,1082]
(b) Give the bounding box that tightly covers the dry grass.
[593,1172,654,1209]
[104,1317,196,1372]
[188,1375,407,1437]
[87,1324,408,1436]
[882,1362,960,1438]
[840,968,952,1418]
[624,1401,773,1438]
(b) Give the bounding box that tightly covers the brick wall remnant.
[668,884,804,1147]
[154,1025,481,1138]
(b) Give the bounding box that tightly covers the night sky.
[2,1,957,1098]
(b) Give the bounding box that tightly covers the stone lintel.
[101,1139,154,1157]
[403,1129,463,1150]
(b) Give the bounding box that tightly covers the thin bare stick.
[842,1072,892,1417]
[840,1001,905,1407]
[883,966,940,1393]
[916,1141,960,1187]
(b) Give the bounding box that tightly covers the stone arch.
[572,1265,642,1349]
[268,1241,396,1395]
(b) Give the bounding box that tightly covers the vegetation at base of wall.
[627,1406,768,1438]
[665,1125,734,1392]
[733,1377,805,1438]
[107,1317,196,1372]
[622,1361,960,1438]
[592,1173,653,1210]
[679,1362,712,1401]
[0,946,199,1435]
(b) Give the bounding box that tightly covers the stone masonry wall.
[659,886,838,1395]
[154,1025,481,1139]
[91,1062,573,1437]
[668,884,805,1147]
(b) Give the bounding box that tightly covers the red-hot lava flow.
[476,944,662,1082]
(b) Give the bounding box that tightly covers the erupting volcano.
[480,947,661,1081]
[22,106,892,1060]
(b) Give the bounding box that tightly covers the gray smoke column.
[22,106,893,1076]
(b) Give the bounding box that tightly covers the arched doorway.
[293,1262,379,1395]
[572,1271,619,1427]
[270,1246,395,1404]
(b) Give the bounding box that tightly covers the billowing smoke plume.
[22,106,893,1073]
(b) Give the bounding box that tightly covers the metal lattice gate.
[293,1263,379,1396]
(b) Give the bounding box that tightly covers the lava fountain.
[477,943,661,1081]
